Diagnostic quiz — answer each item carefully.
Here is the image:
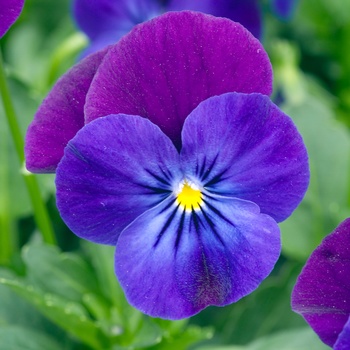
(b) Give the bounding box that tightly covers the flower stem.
[0,130,14,265]
[0,50,56,245]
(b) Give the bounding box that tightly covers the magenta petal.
[56,114,182,245]
[115,196,280,319]
[85,11,273,148]
[180,93,309,223]
[292,219,350,348]
[0,0,24,38]
[25,48,108,173]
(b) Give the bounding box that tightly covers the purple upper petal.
[85,11,273,149]
[25,48,108,173]
[0,0,24,38]
[180,93,309,223]
[115,195,280,319]
[25,11,272,174]
[292,218,350,348]
[167,0,262,38]
[56,114,182,245]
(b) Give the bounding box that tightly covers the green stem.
[0,129,13,265]
[0,50,56,245]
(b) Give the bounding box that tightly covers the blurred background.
[0,0,349,349]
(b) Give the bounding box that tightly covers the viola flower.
[292,219,350,350]
[56,92,309,319]
[72,0,299,58]
[72,0,263,57]
[0,0,24,38]
[25,11,273,173]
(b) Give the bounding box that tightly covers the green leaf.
[280,97,350,260]
[82,242,123,308]
[197,328,329,350]
[149,325,213,350]
[22,242,99,302]
[0,269,76,349]
[0,325,62,350]
[0,274,108,349]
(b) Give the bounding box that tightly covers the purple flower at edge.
[0,0,24,38]
[292,218,350,350]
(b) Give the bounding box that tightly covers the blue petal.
[335,316,350,350]
[56,114,182,245]
[115,193,280,319]
[180,92,309,223]
[167,0,262,38]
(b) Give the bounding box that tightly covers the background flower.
[270,0,298,19]
[72,0,263,57]
[72,0,299,57]
[292,218,350,349]
[56,92,309,319]
[25,11,272,173]
[0,0,24,38]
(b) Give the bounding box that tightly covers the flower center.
[176,180,203,211]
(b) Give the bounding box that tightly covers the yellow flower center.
[176,180,203,211]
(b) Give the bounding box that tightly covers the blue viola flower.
[292,219,350,350]
[0,0,24,38]
[55,92,309,320]
[25,11,309,319]
[73,0,299,57]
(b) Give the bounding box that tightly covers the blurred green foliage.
[0,0,349,348]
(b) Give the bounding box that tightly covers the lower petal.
[115,195,280,319]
